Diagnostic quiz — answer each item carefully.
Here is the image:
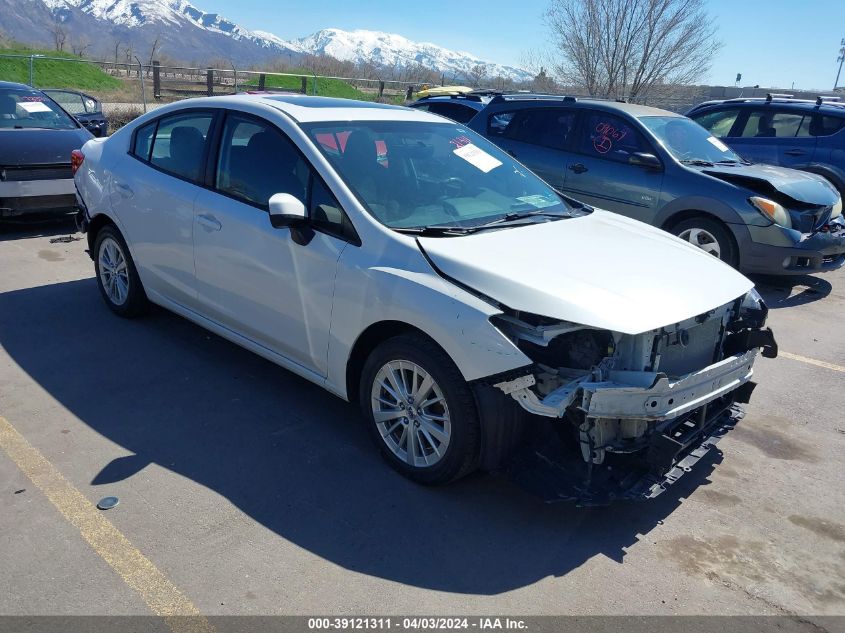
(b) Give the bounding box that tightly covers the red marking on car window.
[449,135,472,149]
[20,96,46,102]
[592,121,627,154]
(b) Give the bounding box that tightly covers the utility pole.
[835,38,845,90]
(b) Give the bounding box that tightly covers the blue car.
[465,93,845,275]
[687,94,845,199]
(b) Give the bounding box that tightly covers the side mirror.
[268,193,307,229]
[628,152,662,170]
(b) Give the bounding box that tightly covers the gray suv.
[467,94,845,275]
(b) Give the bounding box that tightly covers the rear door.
[192,111,353,376]
[483,107,577,189]
[561,110,664,223]
[110,110,215,308]
[728,108,817,167]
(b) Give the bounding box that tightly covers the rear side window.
[215,114,308,208]
[579,112,650,162]
[691,108,740,137]
[739,110,810,138]
[813,115,844,137]
[491,108,576,150]
[132,121,156,161]
[149,112,213,183]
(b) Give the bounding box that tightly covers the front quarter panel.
[326,239,532,400]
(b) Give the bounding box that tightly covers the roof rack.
[766,92,793,102]
[816,95,843,105]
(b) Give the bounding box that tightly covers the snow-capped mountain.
[287,29,533,82]
[3,0,531,81]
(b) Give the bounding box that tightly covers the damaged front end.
[489,290,777,504]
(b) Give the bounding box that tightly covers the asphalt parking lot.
[1,219,844,621]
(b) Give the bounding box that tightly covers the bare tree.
[467,64,487,87]
[112,38,123,65]
[71,35,90,57]
[50,19,67,52]
[545,0,721,101]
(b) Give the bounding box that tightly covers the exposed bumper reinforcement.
[495,349,758,422]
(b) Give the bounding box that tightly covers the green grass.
[0,47,122,90]
[250,71,379,101]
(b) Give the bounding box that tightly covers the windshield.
[640,116,745,165]
[303,121,572,231]
[0,88,78,130]
[45,90,100,115]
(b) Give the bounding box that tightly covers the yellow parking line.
[0,415,215,633]
[780,351,845,374]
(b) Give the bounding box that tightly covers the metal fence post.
[206,69,214,96]
[258,73,266,91]
[152,61,161,99]
[300,76,307,94]
[135,57,147,113]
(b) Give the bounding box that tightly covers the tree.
[50,19,67,52]
[545,0,721,101]
[71,35,90,57]
[468,64,487,87]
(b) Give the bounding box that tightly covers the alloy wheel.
[370,360,451,468]
[98,236,130,306]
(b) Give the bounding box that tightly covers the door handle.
[784,149,805,156]
[568,163,588,174]
[197,214,222,232]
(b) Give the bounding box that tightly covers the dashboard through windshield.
[303,120,574,231]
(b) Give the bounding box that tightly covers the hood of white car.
[418,210,753,335]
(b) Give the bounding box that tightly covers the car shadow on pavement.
[0,218,79,243]
[0,278,724,595]
[750,273,833,309]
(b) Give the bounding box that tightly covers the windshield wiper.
[394,224,473,236]
[680,159,714,167]
[715,159,752,166]
[470,209,574,231]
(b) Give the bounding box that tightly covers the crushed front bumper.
[495,348,760,422]
[744,216,845,274]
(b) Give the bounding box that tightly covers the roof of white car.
[196,93,445,124]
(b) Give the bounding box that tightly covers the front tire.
[93,225,147,317]
[360,333,480,485]
[670,216,738,268]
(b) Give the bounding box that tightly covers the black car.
[687,94,845,198]
[43,88,109,137]
[407,91,495,123]
[0,81,93,220]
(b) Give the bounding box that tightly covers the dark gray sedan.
[0,81,93,220]
[467,95,845,275]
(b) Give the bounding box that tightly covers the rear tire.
[93,225,147,318]
[360,333,480,485]
[670,216,738,268]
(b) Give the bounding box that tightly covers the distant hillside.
[0,46,121,89]
[0,0,531,82]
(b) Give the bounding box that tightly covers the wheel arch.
[660,209,741,267]
[86,213,119,259]
[344,320,445,407]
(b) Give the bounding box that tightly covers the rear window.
[0,87,77,130]
[490,108,575,150]
[814,115,844,137]
[419,101,478,124]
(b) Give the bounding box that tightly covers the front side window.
[216,114,308,207]
[690,108,740,138]
[304,121,571,230]
[579,112,651,162]
[149,112,213,183]
[739,110,810,138]
[0,88,78,130]
[492,108,576,151]
[641,116,744,164]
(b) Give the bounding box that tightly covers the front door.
[192,112,350,376]
[562,111,664,223]
[728,108,818,168]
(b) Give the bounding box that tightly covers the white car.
[74,94,777,499]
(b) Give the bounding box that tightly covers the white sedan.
[74,94,776,498]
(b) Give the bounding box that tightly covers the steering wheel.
[442,177,465,198]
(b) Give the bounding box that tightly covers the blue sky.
[199,0,844,91]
